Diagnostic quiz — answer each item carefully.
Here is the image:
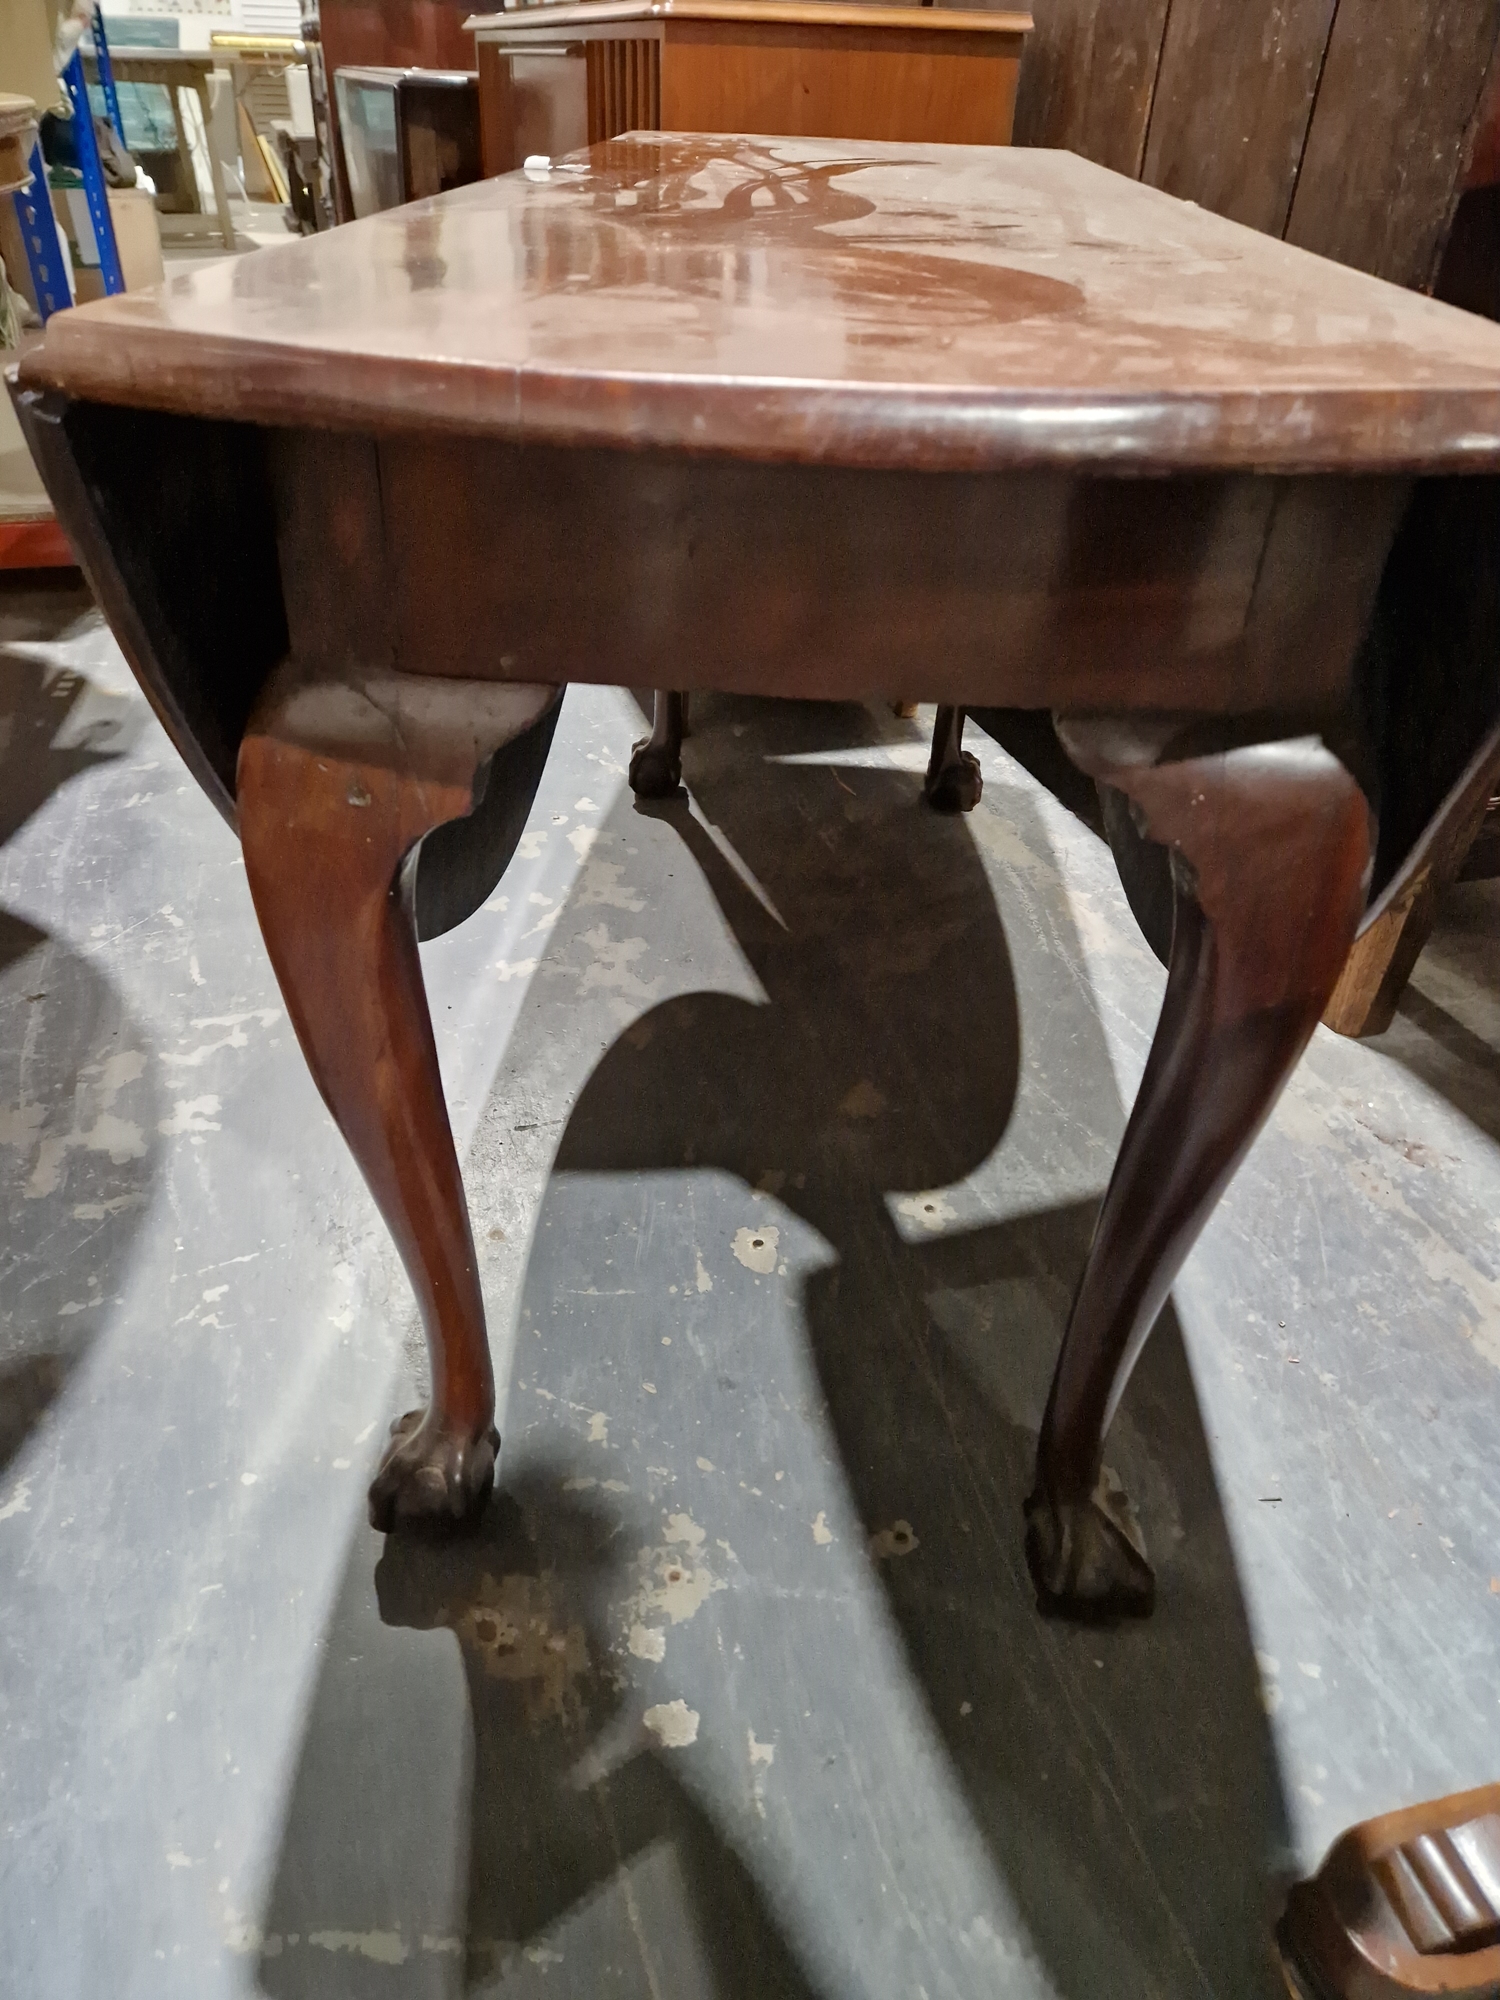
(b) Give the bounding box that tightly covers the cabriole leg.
[1027,718,1372,1619]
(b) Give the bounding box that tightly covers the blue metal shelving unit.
[61,45,126,298]
[7,10,128,323]
[91,10,128,147]
[11,142,71,321]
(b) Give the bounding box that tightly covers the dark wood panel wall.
[1286,0,1500,286]
[1009,0,1171,177]
[1142,0,1339,239]
[1014,0,1500,289]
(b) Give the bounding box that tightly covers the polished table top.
[23,133,1500,472]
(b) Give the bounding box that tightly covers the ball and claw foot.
[629,736,683,799]
[1024,1473,1155,1622]
[367,1408,500,1532]
[924,752,983,814]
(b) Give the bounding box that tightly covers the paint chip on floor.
[644,1699,699,1748]
[628,1624,666,1662]
[732,1225,779,1274]
[896,1192,957,1232]
[870,1520,919,1559]
[307,1930,410,1965]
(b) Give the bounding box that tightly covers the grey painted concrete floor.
[2,577,1500,2000]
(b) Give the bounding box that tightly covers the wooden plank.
[1285,0,1500,289]
[1008,0,1170,173]
[1014,0,1499,292]
[1140,0,1339,236]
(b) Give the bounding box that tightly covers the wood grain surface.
[1009,0,1169,172]
[1284,0,1500,288]
[1015,0,1500,293]
[1140,0,1338,238]
[657,22,1021,148]
[264,427,1404,713]
[20,136,1500,474]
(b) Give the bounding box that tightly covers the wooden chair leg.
[1028,717,1373,1620]
[1322,878,1435,1039]
[1323,726,1500,1038]
[630,689,686,797]
[236,661,559,1531]
[923,704,983,812]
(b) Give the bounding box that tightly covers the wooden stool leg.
[1027,718,1372,1620]
[629,689,687,797]
[924,704,982,813]
[237,662,558,1531]
[1323,725,1500,1038]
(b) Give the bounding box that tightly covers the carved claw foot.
[368,1408,499,1532]
[1023,1471,1155,1622]
[629,735,683,799]
[924,750,983,814]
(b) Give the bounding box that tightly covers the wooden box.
[466,0,1029,178]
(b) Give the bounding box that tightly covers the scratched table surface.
[22,133,1500,470]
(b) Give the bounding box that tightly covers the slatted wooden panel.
[1141,0,1339,238]
[586,38,662,145]
[1286,0,1500,287]
[1010,0,1170,173]
[1016,0,1500,287]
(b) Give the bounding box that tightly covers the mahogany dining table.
[11,133,1500,1622]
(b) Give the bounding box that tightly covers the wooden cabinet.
[334,66,482,216]
[318,0,477,219]
[466,0,1029,178]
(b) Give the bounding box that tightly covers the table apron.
[269,430,1410,716]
